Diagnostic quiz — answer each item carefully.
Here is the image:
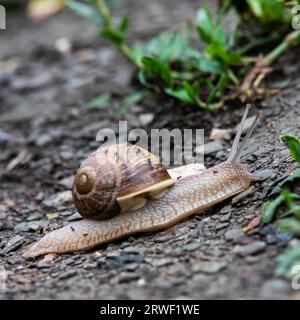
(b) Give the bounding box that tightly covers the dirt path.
[1,0,300,299]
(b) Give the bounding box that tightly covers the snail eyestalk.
[227,104,260,164]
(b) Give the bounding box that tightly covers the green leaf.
[207,42,241,65]
[286,168,300,182]
[86,93,111,109]
[107,0,121,10]
[197,55,225,74]
[247,0,264,18]
[261,194,285,224]
[183,81,199,103]
[280,134,300,163]
[116,92,148,115]
[246,0,286,24]
[178,49,225,74]
[207,74,227,102]
[119,15,129,34]
[137,23,192,63]
[67,0,103,26]
[212,25,227,45]
[228,22,238,49]
[160,24,193,62]
[196,7,214,44]
[127,45,144,66]
[273,168,300,192]
[165,81,203,107]
[101,27,124,45]
[165,87,194,105]
[277,218,300,236]
[292,205,300,220]
[137,70,159,90]
[141,56,172,86]
[276,243,300,277]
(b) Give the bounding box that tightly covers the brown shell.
[72,144,174,220]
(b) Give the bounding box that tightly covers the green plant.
[261,134,300,277]
[68,0,300,112]
[86,93,111,109]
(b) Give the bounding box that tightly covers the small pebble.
[224,229,244,241]
[83,263,97,270]
[260,279,289,297]
[219,212,231,222]
[259,225,275,236]
[0,129,10,145]
[116,254,144,264]
[215,222,229,231]
[192,261,227,274]
[231,186,255,204]
[58,176,74,189]
[183,242,201,252]
[265,234,277,245]
[137,278,146,286]
[123,263,139,272]
[118,272,140,283]
[253,169,275,181]
[58,270,77,280]
[209,128,232,141]
[220,205,232,214]
[122,246,144,255]
[234,241,266,256]
[1,235,24,254]
[0,213,7,220]
[14,220,48,232]
[46,213,59,220]
[106,250,120,258]
[153,234,173,243]
[197,141,224,155]
[64,258,75,265]
[36,261,52,269]
[43,191,73,208]
[276,231,292,243]
[151,258,174,268]
[138,113,154,126]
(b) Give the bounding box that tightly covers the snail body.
[24,106,259,259]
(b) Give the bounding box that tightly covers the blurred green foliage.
[261,134,300,277]
[68,0,300,112]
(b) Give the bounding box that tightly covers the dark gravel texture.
[0,0,300,299]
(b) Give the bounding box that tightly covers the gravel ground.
[0,0,300,299]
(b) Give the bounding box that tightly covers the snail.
[23,105,259,259]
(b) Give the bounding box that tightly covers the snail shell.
[72,144,174,220]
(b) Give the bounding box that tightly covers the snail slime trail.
[100,304,134,318]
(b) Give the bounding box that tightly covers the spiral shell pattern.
[72,144,172,220]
